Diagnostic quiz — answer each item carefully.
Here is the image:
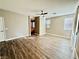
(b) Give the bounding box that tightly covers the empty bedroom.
[0,0,79,59]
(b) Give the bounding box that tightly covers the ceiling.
[0,0,78,17]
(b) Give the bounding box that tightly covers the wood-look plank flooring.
[0,35,72,59]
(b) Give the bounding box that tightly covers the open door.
[0,17,6,42]
[34,17,39,35]
[29,16,40,36]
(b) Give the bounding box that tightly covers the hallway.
[0,35,72,59]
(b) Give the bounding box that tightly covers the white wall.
[39,16,46,35]
[0,0,3,9]
[46,15,74,39]
[0,9,29,39]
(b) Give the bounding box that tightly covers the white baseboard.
[47,33,70,39]
[39,33,46,36]
[4,35,27,41]
[71,47,79,59]
[75,49,79,59]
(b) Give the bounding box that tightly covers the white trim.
[71,2,79,59]
[72,48,79,59]
[75,49,79,59]
[4,35,27,41]
[0,8,74,18]
[46,12,74,18]
[47,33,70,39]
[39,33,46,36]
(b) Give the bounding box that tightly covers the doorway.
[0,17,6,42]
[29,16,40,36]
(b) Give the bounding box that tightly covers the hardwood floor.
[0,35,72,59]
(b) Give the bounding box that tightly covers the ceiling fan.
[33,10,56,17]
[36,10,48,16]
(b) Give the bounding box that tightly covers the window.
[64,16,73,31]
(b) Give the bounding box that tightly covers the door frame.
[71,6,79,59]
[28,16,31,36]
[28,16,40,36]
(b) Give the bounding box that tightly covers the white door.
[0,17,6,42]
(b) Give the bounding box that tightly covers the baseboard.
[47,33,70,39]
[72,48,79,59]
[39,33,46,36]
[4,35,27,41]
[75,49,79,59]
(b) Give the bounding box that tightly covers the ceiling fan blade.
[36,10,48,15]
[44,13,48,14]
